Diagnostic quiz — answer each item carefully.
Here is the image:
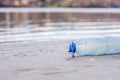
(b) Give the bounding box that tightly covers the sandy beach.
[0,40,120,80]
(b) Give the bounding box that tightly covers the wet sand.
[0,40,120,80]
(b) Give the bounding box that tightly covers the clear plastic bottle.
[69,36,120,58]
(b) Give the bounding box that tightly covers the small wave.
[0,22,120,43]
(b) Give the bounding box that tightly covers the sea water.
[0,22,120,43]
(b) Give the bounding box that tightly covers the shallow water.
[0,22,120,43]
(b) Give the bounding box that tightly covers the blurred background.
[0,0,120,42]
[0,0,120,8]
[0,0,120,27]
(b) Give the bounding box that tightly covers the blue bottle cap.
[69,42,76,58]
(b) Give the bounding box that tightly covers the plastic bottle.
[68,36,120,58]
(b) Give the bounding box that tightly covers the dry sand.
[0,40,120,80]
